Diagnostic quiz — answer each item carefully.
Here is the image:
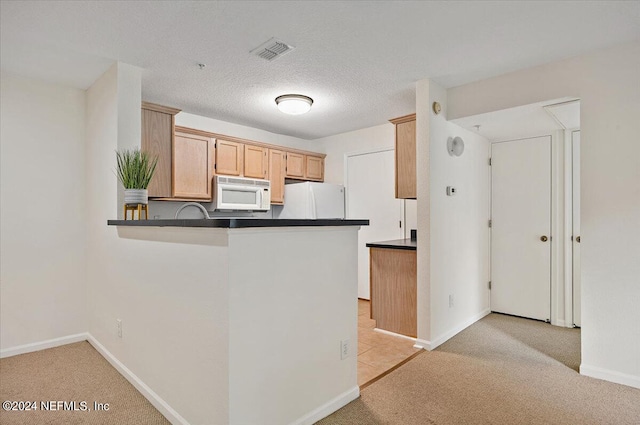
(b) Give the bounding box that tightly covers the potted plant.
[115,148,158,205]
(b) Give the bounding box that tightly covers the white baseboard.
[2,333,357,425]
[373,328,416,342]
[413,338,432,350]
[580,364,640,390]
[86,334,190,425]
[414,309,491,351]
[0,333,89,358]
[290,386,359,425]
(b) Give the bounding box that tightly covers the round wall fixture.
[447,136,465,157]
[275,94,313,115]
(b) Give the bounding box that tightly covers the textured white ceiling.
[1,1,638,139]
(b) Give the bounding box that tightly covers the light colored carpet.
[317,313,640,425]
[0,341,169,425]
[3,316,639,425]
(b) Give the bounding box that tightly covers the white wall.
[414,80,491,349]
[177,112,312,150]
[447,41,640,389]
[85,64,230,424]
[0,73,87,353]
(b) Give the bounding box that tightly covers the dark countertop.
[108,218,369,228]
[366,238,417,251]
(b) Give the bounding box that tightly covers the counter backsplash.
[148,200,277,220]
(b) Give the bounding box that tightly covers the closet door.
[491,136,551,321]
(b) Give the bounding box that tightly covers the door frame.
[490,130,575,327]
[564,128,581,327]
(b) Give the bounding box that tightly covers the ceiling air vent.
[250,38,295,61]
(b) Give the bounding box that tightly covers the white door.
[572,131,581,327]
[491,136,551,321]
[346,149,403,299]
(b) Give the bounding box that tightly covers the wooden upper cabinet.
[285,152,305,178]
[305,155,324,181]
[216,139,243,176]
[268,149,286,205]
[141,102,180,198]
[244,144,268,179]
[142,104,325,201]
[390,114,416,199]
[173,131,215,200]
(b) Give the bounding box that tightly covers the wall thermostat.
[446,186,457,196]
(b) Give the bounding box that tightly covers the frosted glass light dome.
[275,94,313,115]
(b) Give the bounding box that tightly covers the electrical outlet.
[116,319,122,338]
[340,339,350,360]
[449,294,454,308]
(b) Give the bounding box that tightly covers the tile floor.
[357,299,421,386]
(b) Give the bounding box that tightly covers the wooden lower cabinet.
[369,248,417,337]
[173,131,215,200]
[269,149,286,204]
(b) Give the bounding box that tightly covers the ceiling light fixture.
[275,94,313,115]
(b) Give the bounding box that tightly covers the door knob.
[576,236,581,243]
[540,235,548,242]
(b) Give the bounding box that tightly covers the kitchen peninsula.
[107,219,367,425]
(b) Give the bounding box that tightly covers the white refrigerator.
[274,182,345,219]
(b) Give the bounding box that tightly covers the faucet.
[174,202,211,219]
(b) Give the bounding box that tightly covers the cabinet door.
[268,149,286,205]
[173,132,215,200]
[395,119,416,199]
[216,139,243,176]
[285,152,305,178]
[244,144,268,179]
[370,248,417,337]
[142,109,173,197]
[305,155,324,181]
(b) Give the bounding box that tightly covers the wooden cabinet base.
[370,248,417,338]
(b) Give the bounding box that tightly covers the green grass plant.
[115,149,158,189]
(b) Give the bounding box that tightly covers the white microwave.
[213,176,271,211]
